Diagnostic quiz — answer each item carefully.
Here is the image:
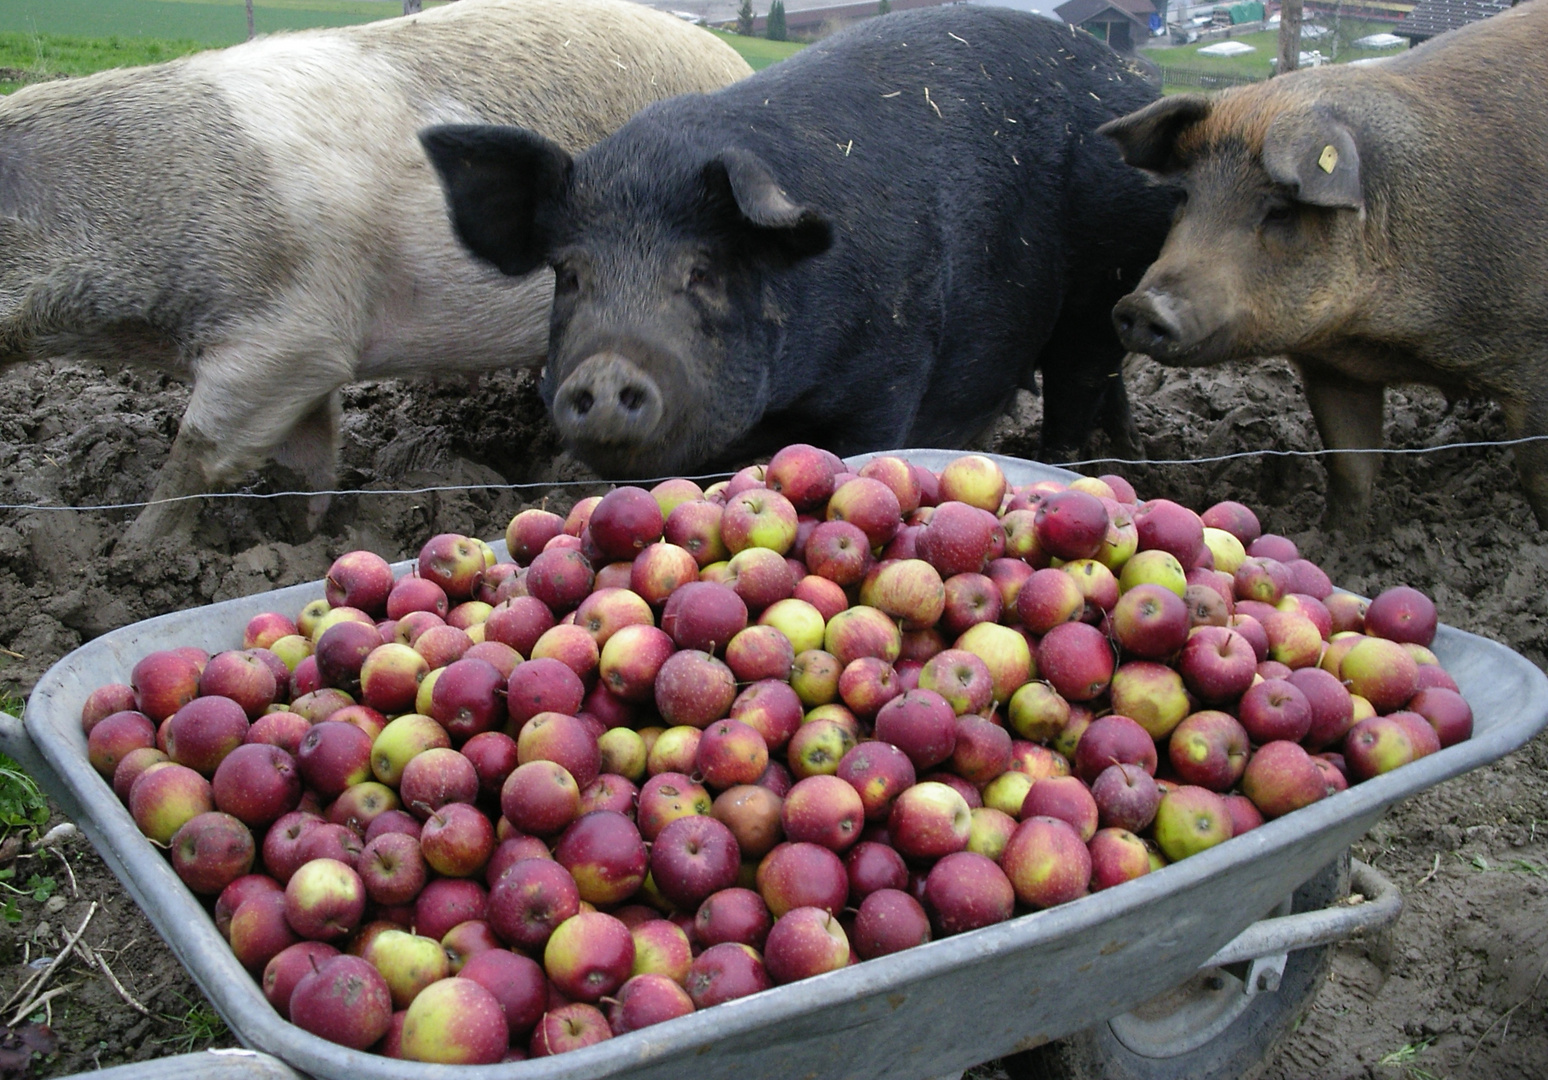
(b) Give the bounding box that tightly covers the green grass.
[708,27,804,71]
[0,1,447,49]
[156,993,229,1054]
[1147,19,1407,86]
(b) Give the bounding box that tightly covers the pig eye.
[1261,202,1296,229]
[554,265,579,295]
[687,266,714,290]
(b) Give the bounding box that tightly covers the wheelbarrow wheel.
[1002,854,1349,1080]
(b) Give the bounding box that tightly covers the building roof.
[1054,0,1155,24]
[1396,0,1514,41]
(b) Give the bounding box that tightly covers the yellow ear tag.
[1318,144,1338,173]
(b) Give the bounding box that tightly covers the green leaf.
[3,899,20,925]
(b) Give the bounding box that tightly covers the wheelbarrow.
[3,450,1543,1080]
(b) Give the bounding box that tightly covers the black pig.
[424,7,1177,477]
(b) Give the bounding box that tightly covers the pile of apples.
[76,446,1473,1064]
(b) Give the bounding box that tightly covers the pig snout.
[1112,290,1187,361]
[552,352,666,447]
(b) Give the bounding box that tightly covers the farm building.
[1051,0,1158,50]
[1394,0,1514,43]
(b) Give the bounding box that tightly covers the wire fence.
[0,434,1542,516]
[1158,65,1265,89]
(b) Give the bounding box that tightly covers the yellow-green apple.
[789,649,843,708]
[937,454,1007,512]
[1340,637,1420,712]
[1152,786,1233,861]
[1062,558,1120,620]
[595,729,647,784]
[1009,740,1072,781]
[757,598,826,656]
[1167,710,1250,791]
[967,805,1018,861]
[284,857,366,942]
[954,621,1032,706]
[367,714,448,788]
[417,534,486,602]
[1200,527,1246,575]
[1001,815,1091,909]
[1108,661,1190,741]
[999,508,1045,565]
[823,605,903,668]
[1117,549,1187,598]
[368,928,449,1009]
[1006,681,1070,742]
[399,976,508,1064]
[785,718,857,780]
[646,724,703,777]
[982,771,1034,818]
[636,772,712,842]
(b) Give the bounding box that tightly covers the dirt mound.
[0,353,1543,1077]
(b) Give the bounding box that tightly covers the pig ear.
[1262,111,1363,211]
[420,124,573,277]
[710,149,832,261]
[1098,95,1213,175]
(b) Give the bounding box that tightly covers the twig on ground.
[1465,963,1548,1070]
[9,983,74,1028]
[1416,852,1441,887]
[1,901,96,1015]
[81,944,152,1016]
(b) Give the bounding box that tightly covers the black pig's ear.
[420,124,573,277]
[707,149,831,261]
[1098,95,1213,175]
[1262,108,1364,211]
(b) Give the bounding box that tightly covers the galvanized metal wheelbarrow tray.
[3,449,1544,1080]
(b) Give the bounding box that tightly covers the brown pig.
[1101,1,1548,529]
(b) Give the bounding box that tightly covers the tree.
[878,0,892,13]
[766,1,788,41]
[1276,0,1303,74]
[738,0,756,34]
[245,0,254,40]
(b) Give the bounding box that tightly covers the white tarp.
[1198,40,1256,56]
[1354,32,1406,47]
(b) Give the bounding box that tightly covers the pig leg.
[120,425,222,544]
[1497,394,1548,528]
[124,337,353,542]
[1296,363,1385,531]
[271,392,342,531]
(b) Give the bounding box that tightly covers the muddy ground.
[0,353,1542,1079]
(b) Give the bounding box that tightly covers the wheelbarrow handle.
[1202,859,1402,969]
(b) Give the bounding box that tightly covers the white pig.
[0,0,750,538]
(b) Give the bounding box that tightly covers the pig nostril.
[571,389,595,416]
[618,386,647,412]
[1115,312,1135,336]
